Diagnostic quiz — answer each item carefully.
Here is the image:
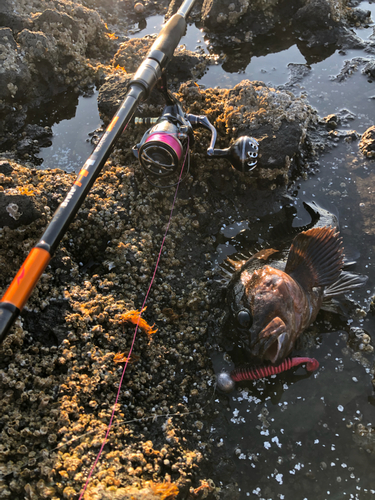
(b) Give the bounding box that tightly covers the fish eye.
[237,310,252,328]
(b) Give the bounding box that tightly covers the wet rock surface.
[0,152,281,499]
[359,125,375,157]
[1,0,375,499]
[200,0,366,65]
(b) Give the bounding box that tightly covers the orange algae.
[18,186,35,196]
[119,307,157,336]
[149,481,179,499]
[114,64,127,73]
[113,351,140,364]
[192,480,214,497]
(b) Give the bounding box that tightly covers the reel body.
[133,84,259,186]
[133,102,194,187]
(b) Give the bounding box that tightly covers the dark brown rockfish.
[224,217,367,365]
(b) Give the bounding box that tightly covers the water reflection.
[35,90,102,172]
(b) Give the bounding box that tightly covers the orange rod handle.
[1,247,51,310]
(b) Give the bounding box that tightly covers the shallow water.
[206,2,375,497]
[35,90,102,172]
[32,2,375,498]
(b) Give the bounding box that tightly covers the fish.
[222,202,367,365]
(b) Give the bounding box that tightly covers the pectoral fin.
[324,271,368,298]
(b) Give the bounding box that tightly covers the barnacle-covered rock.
[0,158,218,499]
[0,0,114,150]
[176,79,317,183]
[359,125,375,158]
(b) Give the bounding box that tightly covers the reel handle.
[186,114,259,173]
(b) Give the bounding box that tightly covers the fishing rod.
[0,0,259,344]
[0,0,198,342]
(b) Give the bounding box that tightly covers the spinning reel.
[133,78,259,187]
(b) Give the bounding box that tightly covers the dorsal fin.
[285,227,344,290]
[219,247,280,284]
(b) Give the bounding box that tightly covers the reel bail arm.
[186,114,259,173]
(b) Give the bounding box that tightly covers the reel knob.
[209,135,259,173]
[227,136,259,173]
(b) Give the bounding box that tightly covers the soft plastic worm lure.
[231,357,319,382]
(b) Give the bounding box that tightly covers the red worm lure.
[231,356,319,382]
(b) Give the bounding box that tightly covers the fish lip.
[250,316,286,350]
[264,332,289,364]
[251,330,289,363]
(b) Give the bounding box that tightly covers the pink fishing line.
[78,140,189,499]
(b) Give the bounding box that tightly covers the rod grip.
[0,247,51,339]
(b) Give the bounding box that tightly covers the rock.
[321,109,356,130]
[0,193,42,229]
[0,1,113,150]
[113,38,211,82]
[346,7,372,26]
[359,125,375,157]
[0,160,13,175]
[323,114,338,130]
[134,3,145,15]
[22,298,71,347]
[16,125,53,156]
[292,0,335,32]
[177,79,317,183]
[99,45,211,121]
[0,0,32,34]
[0,28,32,102]
[98,73,137,121]
[201,0,355,66]
[363,60,375,79]
[201,0,250,30]
[112,37,155,73]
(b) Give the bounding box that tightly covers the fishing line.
[0,381,217,483]
[78,139,190,499]
[45,382,217,459]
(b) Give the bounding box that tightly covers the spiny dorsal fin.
[285,226,344,290]
[226,257,248,271]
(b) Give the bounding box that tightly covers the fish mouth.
[251,317,290,364]
[263,332,289,364]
